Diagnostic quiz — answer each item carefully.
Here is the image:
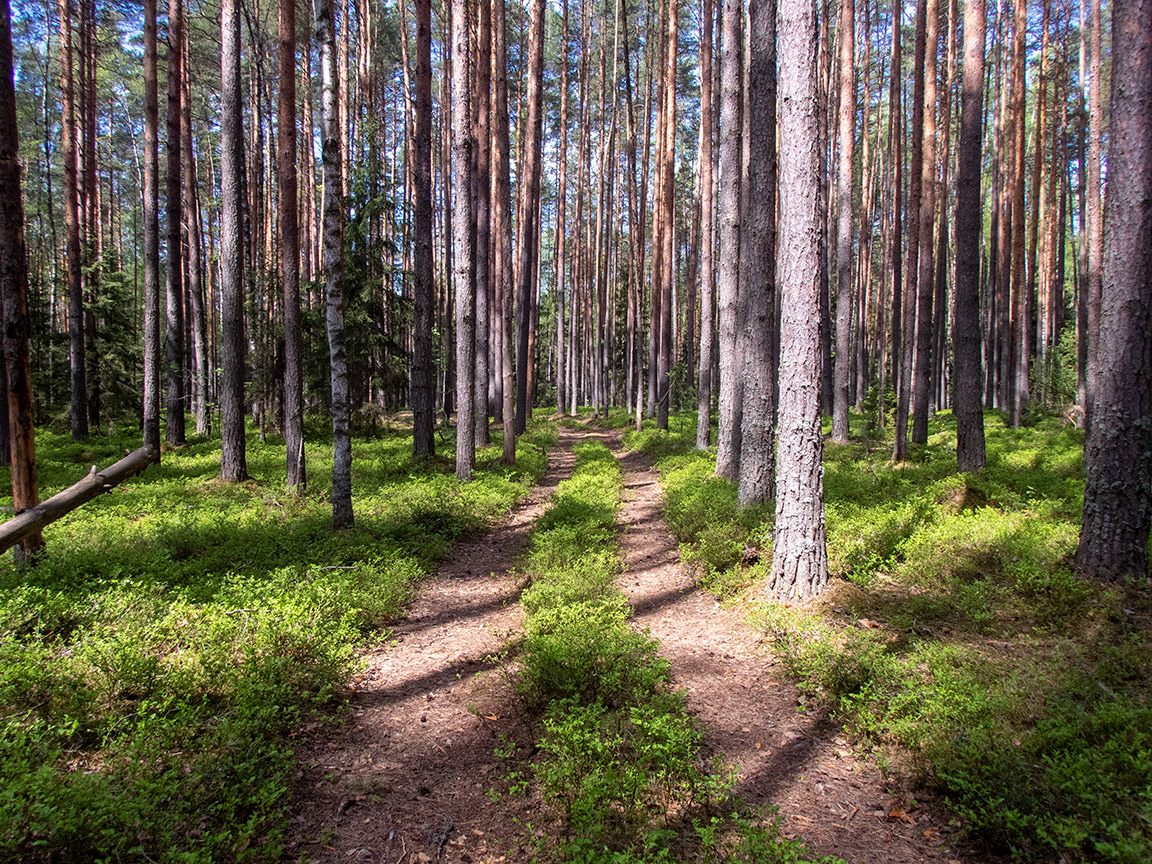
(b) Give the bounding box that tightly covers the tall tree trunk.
[893,0,926,460]
[831,0,855,443]
[412,0,435,457]
[451,0,475,477]
[555,0,570,416]
[493,0,515,463]
[316,0,353,522]
[1075,0,1152,579]
[61,0,87,440]
[1084,0,1103,431]
[165,0,185,445]
[714,0,742,478]
[0,0,44,559]
[220,0,245,480]
[143,0,162,454]
[513,0,545,435]
[657,0,676,430]
[911,0,939,444]
[736,0,776,504]
[473,0,491,446]
[181,28,208,437]
[280,0,305,488]
[883,0,902,432]
[772,0,827,599]
[954,0,986,471]
[695,0,715,449]
[1008,0,1027,427]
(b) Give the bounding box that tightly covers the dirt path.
[286,427,599,863]
[613,441,979,864]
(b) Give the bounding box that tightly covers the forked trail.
[287,427,982,864]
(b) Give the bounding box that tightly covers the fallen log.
[0,445,157,555]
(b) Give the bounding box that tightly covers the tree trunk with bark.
[473,0,491,446]
[61,0,87,441]
[451,0,475,478]
[280,0,304,489]
[831,0,855,443]
[412,0,435,458]
[164,0,185,446]
[1076,0,1152,579]
[696,0,715,449]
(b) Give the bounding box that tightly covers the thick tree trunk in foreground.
[736,0,776,505]
[279,0,304,490]
[0,0,43,560]
[451,0,475,478]
[1076,0,1152,580]
[953,0,987,472]
[412,0,435,458]
[831,0,855,444]
[316,0,352,523]
[219,0,246,481]
[714,0,742,479]
[164,0,185,446]
[771,0,827,600]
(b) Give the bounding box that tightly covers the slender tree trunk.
[1084,0,1103,431]
[316,0,352,521]
[555,0,569,416]
[164,0,185,445]
[714,0,742,478]
[473,0,491,446]
[220,0,245,480]
[831,0,855,442]
[61,0,88,440]
[143,0,163,454]
[696,0,715,449]
[412,0,435,457]
[883,0,902,432]
[1076,0,1152,579]
[493,0,515,463]
[1008,0,1027,427]
[954,0,986,470]
[772,0,827,599]
[736,0,776,504]
[657,0,676,430]
[451,0,475,477]
[280,0,304,488]
[181,29,208,437]
[0,0,44,559]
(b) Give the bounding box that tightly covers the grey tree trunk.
[181,29,209,438]
[1075,0,1152,580]
[451,0,475,479]
[315,0,352,523]
[143,0,161,454]
[494,0,515,465]
[696,0,715,450]
[473,0,491,447]
[279,0,304,489]
[953,0,986,472]
[164,0,185,446]
[736,0,776,506]
[771,0,827,600]
[714,0,742,479]
[411,0,435,458]
[831,0,855,443]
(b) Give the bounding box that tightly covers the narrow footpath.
[612,439,981,864]
[286,428,592,863]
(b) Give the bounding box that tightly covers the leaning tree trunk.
[316,0,352,523]
[831,0,855,444]
[411,0,435,458]
[219,0,246,481]
[1075,0,1152,580]
[771,0,827,600]
[736,0,776,505]
[953,0,987,471]
[0,0,43,560]
[279,0,304,489]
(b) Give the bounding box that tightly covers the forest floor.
[286,425,991,864]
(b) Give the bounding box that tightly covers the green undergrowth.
[627,407,1152,863]
[0,416,554,862]
[505,436,838,864]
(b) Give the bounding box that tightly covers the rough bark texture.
[513,0,545,436]
[143,0,161,454]
[473,0,491,447]
[280,0,304,490]
[911,0,939,444]
[736,0,776,506]
[164,0,185,446]
[60,0,87,441]
[452,0,476,479]
[316,0,352,523]
[555,0,570,416]
[953,0,987,472]
[714,0,742,479]
[696,0,715,450]
[411,0,435,458]
[1008,0,1027,427]
[1076,0,1152,580]
[1084,0,1103,430]
[494,0,515,465]
[771,0,827,601]
[0,0,43,559]
[181,30,209,438]
[219,0,246,482]
[831,0,855,444]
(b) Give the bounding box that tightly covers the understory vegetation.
[0,417,553,862]
[626,408,1152,864]
[505,437,839,864]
